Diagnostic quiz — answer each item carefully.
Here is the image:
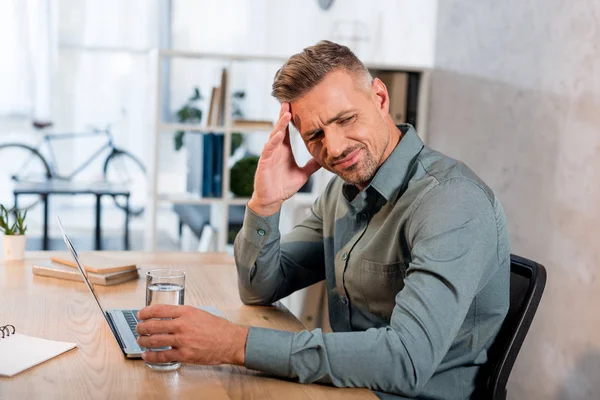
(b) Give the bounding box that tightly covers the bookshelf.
[144,49,431,251]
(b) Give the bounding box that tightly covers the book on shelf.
[206,86,221,127]
[217,68,228,126]
[50,254,137,275]
[33,261,139,286]
[406,72,419,128]
[201,133,215,197]
[199,133,224,198]
[376,71,408,125]
[212,133,224,198]
[232,119,274,130]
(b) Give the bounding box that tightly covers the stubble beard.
[335,147,378,187]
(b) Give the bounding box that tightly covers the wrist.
[247,197,283,217]
[229,325,250,366]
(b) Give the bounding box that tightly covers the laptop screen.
[56,217,109,319]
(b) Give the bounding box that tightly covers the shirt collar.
[342,124,424,204]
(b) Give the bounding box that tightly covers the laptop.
[57,217,143,358]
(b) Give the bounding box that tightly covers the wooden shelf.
[159,123,273,134]
[227,198,252,205]
[159,123,225,133]
[159,49,287,63]
[158,193,223,205]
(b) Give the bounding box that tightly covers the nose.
[322,131,348,161]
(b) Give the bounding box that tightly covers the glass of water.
[144,268,185,371]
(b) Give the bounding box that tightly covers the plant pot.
[3,235,26,261]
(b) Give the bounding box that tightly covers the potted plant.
[230,155,260,197]
[0,205,28,261]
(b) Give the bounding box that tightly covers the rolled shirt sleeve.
[234,199,327,306]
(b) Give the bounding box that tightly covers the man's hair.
[271,40,373,103]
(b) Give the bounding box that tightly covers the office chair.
[475,254,547,399]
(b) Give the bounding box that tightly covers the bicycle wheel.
[103,149,147,216]
[0,144,51,210]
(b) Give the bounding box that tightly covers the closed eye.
[339,115,355,125]
[306,130,323,142]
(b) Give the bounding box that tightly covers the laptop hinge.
[105,311,127,355]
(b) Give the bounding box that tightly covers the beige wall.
[429,1,600,399]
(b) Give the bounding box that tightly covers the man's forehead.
[290,105,356,136]
[288,74,366,135]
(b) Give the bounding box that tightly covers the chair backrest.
[476,254,547,400]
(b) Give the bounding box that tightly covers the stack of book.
[32,254,139,286]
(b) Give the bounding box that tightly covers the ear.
[371,78,390,117]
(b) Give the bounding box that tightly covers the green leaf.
[9,221,17,235]
[0,205,9,234]
[15,209,27,235]
[174,131,185,151]
[189,108,202,120]
[231,132,243,155]
[190,87,202,101]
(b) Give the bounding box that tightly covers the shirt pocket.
[358,259,407,320]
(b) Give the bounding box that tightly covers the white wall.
[172,0,437,67]
[430,1,600,398]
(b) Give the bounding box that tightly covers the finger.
[301,158,322,176]
[137,304,183,321]
[142,349,181,364]
[278,102,290,118]
[260,131,285,159]
[137,333,177,349]
[272,113,291,139]
[273,109,291,138]
[136,319,178,335]
[282,125,292,146]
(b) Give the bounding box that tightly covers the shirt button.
[341,297,348,305]
[257,229,266,236]
[341,252,348,260]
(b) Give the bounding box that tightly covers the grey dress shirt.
[234,125,510,399]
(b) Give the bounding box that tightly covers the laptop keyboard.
[123,310,140,338]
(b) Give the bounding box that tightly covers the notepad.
[0,330,77,377]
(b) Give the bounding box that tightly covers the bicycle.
[0,121,146,216]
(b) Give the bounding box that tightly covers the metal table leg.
[95,194,102,250]
[124,194,130,250]
[42,194,49,250]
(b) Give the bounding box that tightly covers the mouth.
[332,148,361,169]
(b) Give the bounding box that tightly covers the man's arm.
[234,195,326,306]
[243,179,504,397]
[234,101,324,306]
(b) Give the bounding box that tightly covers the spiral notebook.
[0,324,77,377]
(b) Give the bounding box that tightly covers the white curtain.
[53,0,159,181]
[0,0,57,120]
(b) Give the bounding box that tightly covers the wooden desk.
[0,252,374,399]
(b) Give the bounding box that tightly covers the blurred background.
[1,0,600,398]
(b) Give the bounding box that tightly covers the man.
[136,40,510,399]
